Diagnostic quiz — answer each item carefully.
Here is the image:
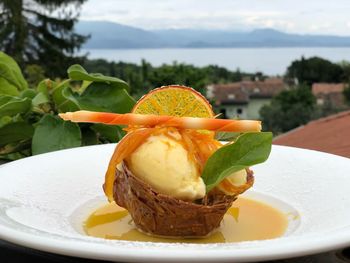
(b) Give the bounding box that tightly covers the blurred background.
[0,0,349,160]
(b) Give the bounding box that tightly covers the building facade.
[208,78,287,119]
[312,83,347,109]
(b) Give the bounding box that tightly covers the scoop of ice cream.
[125,133,206,201]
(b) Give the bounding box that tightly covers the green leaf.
[51,81,80,112]
[63,82,135,113]
[0,78,19,96]
[0,141,31,157]
[0,122,34,146]
[202,132,273,192]
[32,115,82,155]
[0,116,12,128]
[0,52,28,90]
[81,80,92,92]
[0,96,32,118]
[32,92,49,106]
[0,140,31,159]
[36,79,53,98]
[81,127,98,146]
[20,89,37,99]
[67,64,130,91]
[91,123,125,142]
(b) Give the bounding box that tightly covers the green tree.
[0,0,88,77]
[82,59,255,99]
[343,84,350,106]
[24,64,45,88]
[260,85,316,134]
[286,56,343,86]
[339,61,350,82]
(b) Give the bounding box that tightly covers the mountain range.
[76,21,350,49]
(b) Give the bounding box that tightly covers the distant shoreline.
[77,21,350,50]
[81,47,350,75]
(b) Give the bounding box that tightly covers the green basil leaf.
[67,64,130,91]
[0,96,32,118]
[91,123,125,142]
[63,82,135,113]
[202,132,273,192]
[0,52,28,91]
[0,122,34,146]
[32,114,81,155]
[0,78,19,96]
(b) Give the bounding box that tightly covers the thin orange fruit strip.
[59,111,262,132]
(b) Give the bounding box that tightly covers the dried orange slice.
[132,85,214,118]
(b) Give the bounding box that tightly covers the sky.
[80,0,350,36]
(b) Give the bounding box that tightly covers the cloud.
[309,23,332,32]
[244,15,295,31]
[80,0,350,35]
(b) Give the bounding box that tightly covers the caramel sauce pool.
[84,198,288,243]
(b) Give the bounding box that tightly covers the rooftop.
[209,78,286,105]
[273,110,350,158]
[211,83,249,105]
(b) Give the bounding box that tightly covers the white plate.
[0,144,349,262]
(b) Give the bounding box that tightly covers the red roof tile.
[273,111,350,158]
[241,78,286,98]
[212,83,249,105]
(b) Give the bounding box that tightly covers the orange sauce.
[84,198,288,243]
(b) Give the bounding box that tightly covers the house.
[207,83,249,118]
[312,83,347,109]
[273,110,350,158]
[207,78,287,119]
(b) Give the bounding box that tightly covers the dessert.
[60,85,272,238]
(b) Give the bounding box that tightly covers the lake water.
[82,47,350,76]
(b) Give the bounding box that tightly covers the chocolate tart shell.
[113,162,253,237]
